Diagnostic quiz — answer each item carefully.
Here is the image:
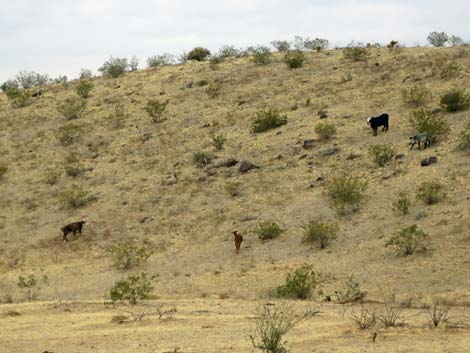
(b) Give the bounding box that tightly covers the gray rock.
[421,156,437,166]
[318,110,328,119]
[303,139,316,149]
[319,146,340,156]
[239,160,260,173]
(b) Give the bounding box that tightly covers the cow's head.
[366,117,372,125]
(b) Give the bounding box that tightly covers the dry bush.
[427,302,449,328]
[401,85,432,107]
[416,179,445,205]
[315,123,337,140]
[54,123,83,146]
[392,191,412,215]
[327,174,368,213]
[440,88,470,112]
[284,50,306,68]
[252,109,287,133]
[350,304,376,329]
[75,80,93,98]
[386,224,430,256]
[274,265,323,300]
[205,82,221,98]
[193,151,213,167]
[108,241,153,270]
[458,121,470,150]
[255,222,284,240]
[369,144,397,167]
[409,109,450,143]
[145,99,167,123]
[303,219,338,249]
[58,186,95,209]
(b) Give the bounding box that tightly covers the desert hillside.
[0,45,469,353]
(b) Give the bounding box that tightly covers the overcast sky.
[0,0,469,82]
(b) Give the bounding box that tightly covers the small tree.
[187,47,211,61]
[255,222,284,240]
[98,57,128,78]
[386,224,429,256]
[75,80,93,99]
[274,265,322,300]
[250,302,319,353]
[252,109,287,133]
[416,180,445,205]
[303,219,338,249]
[440,88,470,112]
[271,40,291,52]
[427,32,449,47]
[145,99,167,123]
[304,37,329,52]
[449,35,464,46]
[109,272,155,305]
[15,70,50,89]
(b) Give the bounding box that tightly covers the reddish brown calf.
[61,220,86,243]
[232,230,243,254]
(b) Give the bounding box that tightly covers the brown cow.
[61,220,86,243]
[232,230,243,254]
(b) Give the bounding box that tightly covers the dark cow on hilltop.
[367,113,389,136]
[61,220,86,243]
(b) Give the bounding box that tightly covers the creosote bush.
[271,40,291,52]
[3,86,32,108]
[416,180,445,205]
[427,31,449,47]
[327,174,368,213]
[75,80,93,98]
[64,154,85,178]
[392,191,412,215]
[409,109,450,143]
[108,241,153,270]
[336,276,364,302]
[145,99,167,123]
[431,60,461,79]
[187,47,211,61]
[343,42,369,61]
[252,109,287,133]
[58,187,94,209]
[17,274,48,301]
[439,88,470,112]
[255,222,284,240]
[109,272,155,305]
[304,37,329,52]
[250,46,272,65]
[315,123,337,140]
[54,123,82,146]
[386,224,429,256]
[193,151,213,167]
[303,219,338,249]
[369,144,397,167]
[284,50,305,68]
[274,265,323,300]
[401,85,432,107]
[147,53,175,67]
[107,104,130,129]
[98,57,128,78]
[250,301,319,353]
[57,97,86,120]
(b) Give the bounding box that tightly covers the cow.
[367,113,389,136]
[232,231,243,254]
[61,220,86,243]
[409,133,431,150]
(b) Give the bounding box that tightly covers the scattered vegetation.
[401,85,432,107]
[109,272,155,305]
[336,276,364,302]
[252,109,287,133]
[386,224,430,256]
[284,50,306,68]
[57,96,87,120]
[250,301,319,353]
[427,302,449,328]
[303,219,338,249]
[439,88,470,112]
[457,121,470,150]
[187,47,211,61]
[343,42,369,61]
[327,174,368,212]
[79,69,93,79]
[416,180,445,205]
[315,123,337,140]
[271,40,291,52]
[108,241,153,270]
[147,53,175,67]
[205,81,221,98]
[193,151,213,167]
[12,70,50,89]
[304,37,329,52]
[392,191,412,215]
[75,80,93,98]
[431,59,461,79]
[64,153,85,178]
[209,132,226,150]
[58,187,94,209]
[350,304,376,329]
[54,123,83,145]
[255,222,284,240]
[427,31,449,47]
[250,46,272,65]
[17,274,48,301]
[274,265,323,300]
[409,108,450,142]
[107,104,130,129]
[98,57,128,78]
[145,99,167,123]
[369,144,397,167]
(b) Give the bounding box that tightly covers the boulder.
[239,160,259,173]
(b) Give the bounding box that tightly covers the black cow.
[61,220,86,243]
[367,114,389,136]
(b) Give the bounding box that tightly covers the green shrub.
[255,222,284,240]
[386,224,429,256]
[145,99,167,123]
[250,301,319,353]
[392,191,412,215]
[343,42,370,61]
[440,88,470,112]
[205,82,221,98]
[108,241,153,270]
[327,174,368,212]
[284,50,306,68]
[5,88,32,108]
[271,40,291,52]
[75,80,93,98]
[193,151,213,167]
[98,57,128,78]
[57,97,86,120]
[304,37,329,52]
[250,46,272,65]
[17,274,48,301]
[64,163,85,178]
[0,163,7,180]
[458,121,470,150]
[303,219,338,249]
[274,265,322,300]
[369,144,397,166]
[336,275,363,302]
[401,85,432,107]
[147,53,175,67]
[187,47,211,61]
[427,31,449,47]
[252,109,287,133]
[109,272,155,305]
[54,123,82,145]
[409,109,450,143]
[58,187,94,209]
[210,132,226,150]
[416,180,445,205]
[107,104,130,129]
[315,123,336,140]
[432,60,461,79]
